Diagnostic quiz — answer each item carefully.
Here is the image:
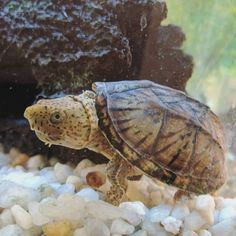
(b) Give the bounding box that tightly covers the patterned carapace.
[24,80,227,204]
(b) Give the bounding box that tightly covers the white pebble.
[86,200,141,226]
[209,217,236,236]
[119,201,148,218]
[84,218,110,236]
[183,211,206,231]
[66,175,83,190]
[0,209,15,227]
[74,227,88,236]
[142,220,171,236]
[214,209,220,224]
[54,163,73,183]
[0,224,27,236]
[40,195,86,222]
[195,195,215,224]
[146,204,172,223]
[171,204,190,220]
[39,167,57,182]
[28,201,50,226]
[76,188,99,201]
[26,155,45,170]
[0,180,40,208]
[199,229,212,236]
[38,184,57,198]
[0,153,10,167]
[219,198,236,209]
[28,225,43,236]
[130,229,148,236]
[161,216,182,235]
[218,206,236,221]
[182,231,198,236]
[57,183,75,195]
[11,204,33,230]
[18,175,48,190]
[111,218,135,235]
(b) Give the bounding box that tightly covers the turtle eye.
[50,111,64,124]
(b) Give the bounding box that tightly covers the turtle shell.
[93,80,227,194]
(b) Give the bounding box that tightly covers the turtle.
[24,80,227,204]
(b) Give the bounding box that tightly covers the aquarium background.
[165,0,236,196]
[166,0,236,113]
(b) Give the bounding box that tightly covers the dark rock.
[0,0,193,94]
[0,0,194,161]
[0,0,132,93]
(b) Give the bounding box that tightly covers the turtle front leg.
[105,153,133,205]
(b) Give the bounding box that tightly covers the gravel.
[0,150,235,236]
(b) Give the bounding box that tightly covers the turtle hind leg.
[105,153,133,205]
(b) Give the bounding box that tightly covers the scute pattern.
[94,80,227,193]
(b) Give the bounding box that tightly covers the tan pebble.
[150,190,163,206]
[43,220,73,236]
[126,179,150,205]
[26,154,45,170]
[86,171,106,188]
[49,157,59,166]
[9,148,21,159]
[12,153,29,166]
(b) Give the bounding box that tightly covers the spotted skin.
[24,94,91,149]
[24,80,227,204]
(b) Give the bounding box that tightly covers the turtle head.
[24,95,91,149]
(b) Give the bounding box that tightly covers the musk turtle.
[24,80,227,204]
